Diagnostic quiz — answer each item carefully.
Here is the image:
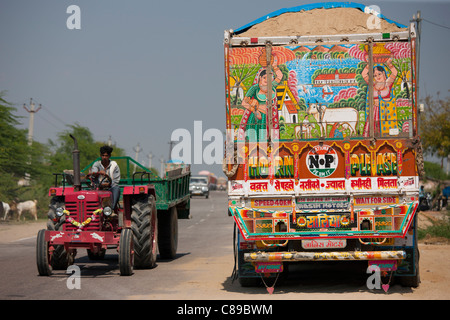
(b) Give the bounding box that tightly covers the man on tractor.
[90,145,121,210]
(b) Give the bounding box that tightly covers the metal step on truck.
[223,2,423,290]
[36,135,190,276]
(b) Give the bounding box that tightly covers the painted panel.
[227,42,413,140]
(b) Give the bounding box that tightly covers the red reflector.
[250,38,258,43]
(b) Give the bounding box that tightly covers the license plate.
[301,239,347,249]
[368,260,397,271]
[255,262,283,273]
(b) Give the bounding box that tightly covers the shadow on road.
[221,261,414,295]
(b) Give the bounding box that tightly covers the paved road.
[1,191,449,301]
[0,191,236,300]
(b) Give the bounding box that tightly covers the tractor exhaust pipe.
[70,134,81,191]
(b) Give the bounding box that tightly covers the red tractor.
[36,135,158,276]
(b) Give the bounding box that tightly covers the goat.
[11,200,38,221]
[1,202,11,220]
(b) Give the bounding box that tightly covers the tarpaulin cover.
[233,2,407,34]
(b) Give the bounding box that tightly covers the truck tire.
[36,229,52,276]
[119,228,134,276]
[399,215,420,287]
[158,206,178,259]
[131,195,157,269]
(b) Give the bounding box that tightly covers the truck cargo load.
[223,2,422,290]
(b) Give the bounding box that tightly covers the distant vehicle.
[198,170,217,190]
[190,176,209,198]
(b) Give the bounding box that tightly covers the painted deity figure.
[362,56,398,137]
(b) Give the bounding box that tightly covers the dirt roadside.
[0,220,46,244]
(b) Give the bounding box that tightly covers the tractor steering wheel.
[86,172,112,190]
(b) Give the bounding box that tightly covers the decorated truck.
[223,2,423,289]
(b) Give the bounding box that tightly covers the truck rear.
[223,2,422,289]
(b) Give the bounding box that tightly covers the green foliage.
[418,211,450,241]
[0,92,33,201]
[0,93,126,218]
[420,95,450,160]
[423,161,450,180]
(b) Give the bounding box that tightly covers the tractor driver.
[90,145,121,210]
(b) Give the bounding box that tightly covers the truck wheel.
[131,195,158,269]
[119,228,134,276]
[36,229,52,276]
[399,216,420,287]
[158,206,178,259]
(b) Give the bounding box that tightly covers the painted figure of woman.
[362,57,398,136]
[238,52,283,142]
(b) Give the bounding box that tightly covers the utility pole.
[21,98,41,185]
[168,141,175,161]
[23,98,41,146]
[160,156,165,178]
[147,152,154,169]
[133,143,142,172]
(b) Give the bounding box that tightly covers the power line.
[30,99,69,126]
[422,18,450,31]
[35,112,64,132]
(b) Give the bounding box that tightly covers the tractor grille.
[64,200,102,231]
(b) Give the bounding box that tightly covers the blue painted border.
[234,2,407,34]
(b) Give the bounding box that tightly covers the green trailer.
[82,156,191,219]
[80,156,191,260]
[38,135,192,276]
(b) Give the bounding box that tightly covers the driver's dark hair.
[100,145,113,155]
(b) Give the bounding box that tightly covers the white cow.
[1,202,11,220]
[13,200,38,221]
[307,103,359,137]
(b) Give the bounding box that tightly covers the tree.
[47,123,125,175]
[0,92,32,200]
[420,94,450,169]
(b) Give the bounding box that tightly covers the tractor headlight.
[56,207,65,217]
[103,206,113,216]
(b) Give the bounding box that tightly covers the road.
[0,191,449,300]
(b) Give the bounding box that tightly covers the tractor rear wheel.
[36,229,52,276]
[119,228,134,276]
[131,195,158,269]
[158,206,178,259]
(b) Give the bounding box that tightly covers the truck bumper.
[244,250,406,262]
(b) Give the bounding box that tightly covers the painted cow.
[307,103,359,137]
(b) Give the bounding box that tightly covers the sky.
[1,0,449,177]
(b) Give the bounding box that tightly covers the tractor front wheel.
[119,228,134,276]
[36,229,52,276]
